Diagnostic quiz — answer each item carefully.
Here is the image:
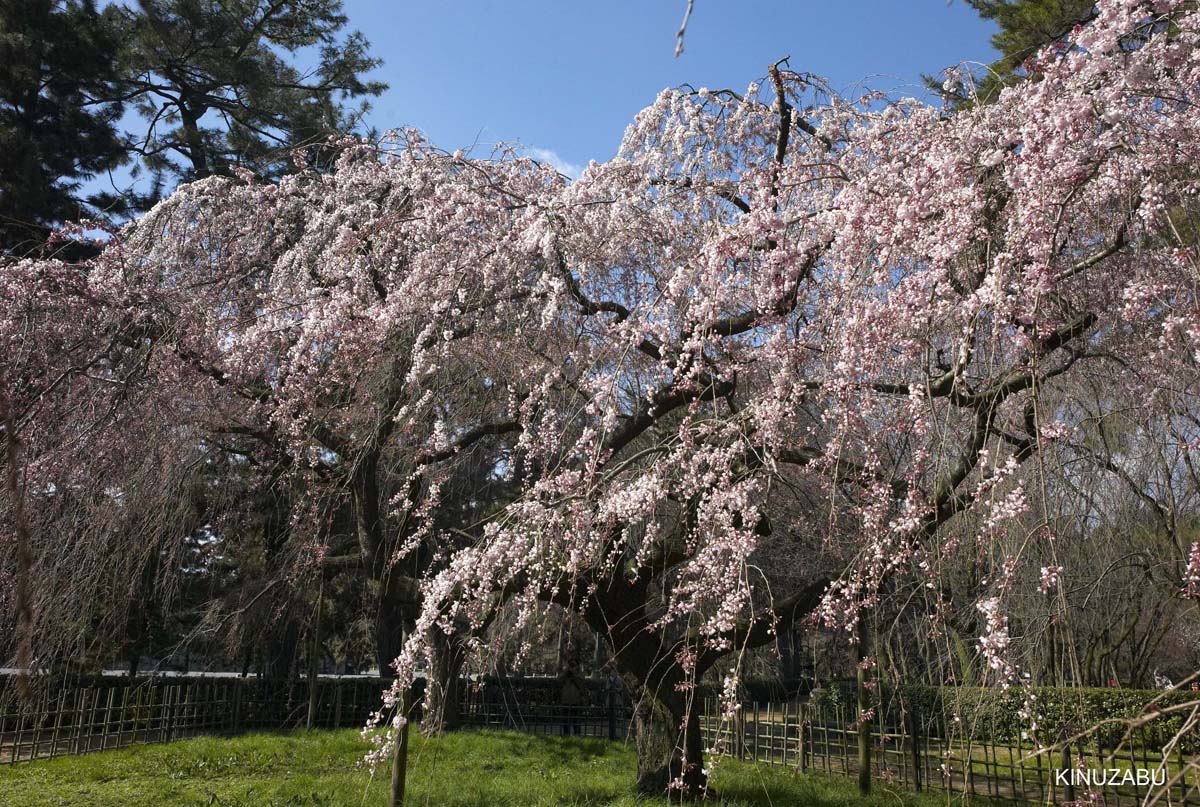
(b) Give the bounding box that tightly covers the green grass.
[0,728,985,807]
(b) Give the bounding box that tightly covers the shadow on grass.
[487,730,617,762]
[419,729,886,807]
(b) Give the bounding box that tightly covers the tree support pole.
[857,635,871,796]
[389,686,411,807]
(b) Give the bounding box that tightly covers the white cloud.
[525,147,584,180]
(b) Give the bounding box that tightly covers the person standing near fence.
[602,661,625,741]
[603,663,624,706]
[559,659,584,736]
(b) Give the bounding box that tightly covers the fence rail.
[0,676,388,764]
[701,698,1200,806]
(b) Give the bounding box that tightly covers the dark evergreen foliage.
[113,0,387,205]
[930,1,1096,106]
[0,0,387,256]
[0,0,126,256]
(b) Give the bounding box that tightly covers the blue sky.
[90,1,1000,201]
[346,1,1000,177]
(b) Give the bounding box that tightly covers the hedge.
[800,681,1200,753]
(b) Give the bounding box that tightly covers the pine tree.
[114,0,386,205]
[931,1,1096,105]
[971,0,1096,73]
[0,0,126,257]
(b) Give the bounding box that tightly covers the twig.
[675,0,695,57]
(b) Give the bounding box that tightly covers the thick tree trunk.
[630,684,707,798]
[261,620,300,722]
[178,103,210,180]
[568,566,716,800]
[375,599,409,677]
[421,626,464,736]
[569,554,823,799]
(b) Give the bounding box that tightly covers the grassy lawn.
[0,728,986,807]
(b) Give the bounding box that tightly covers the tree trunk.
[570,567,715,800]
[307,578,324,730]
[263,620,299,681]
[421,626,464,736]
[178,103,210,180]
[375,599,409,677]
[261,620,299,723]
[631,685,707,799]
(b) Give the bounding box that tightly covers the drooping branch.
[696,578,829,674]
[0,380,34,694]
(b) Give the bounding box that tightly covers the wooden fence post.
[165,685,176,743]
[753,702,760,762]
[797,702,807,773]
[70,687,84,755]
[118,685,130,749]
[101,687,115,751]
[49,689,65,758]
[30,689,47,758]
[232,680,243,735]
[1061,744,1075,804]
[1178,744,1186,806]
[307,578,324,730]
[606,687,616,742]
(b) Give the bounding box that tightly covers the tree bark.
[307,578,324,730]
[554,531,825,799]
[378,607,415,807]
[375,599,409,677]
[262,620,299,681]
[571,573,710,798]
[177,103,210,179]
[630,684,707,798]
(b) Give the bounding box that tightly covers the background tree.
[926,0,1096,106]
[0,0,126,256]
[113,0,385,207]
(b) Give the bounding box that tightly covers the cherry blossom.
[3,0,1199,794]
